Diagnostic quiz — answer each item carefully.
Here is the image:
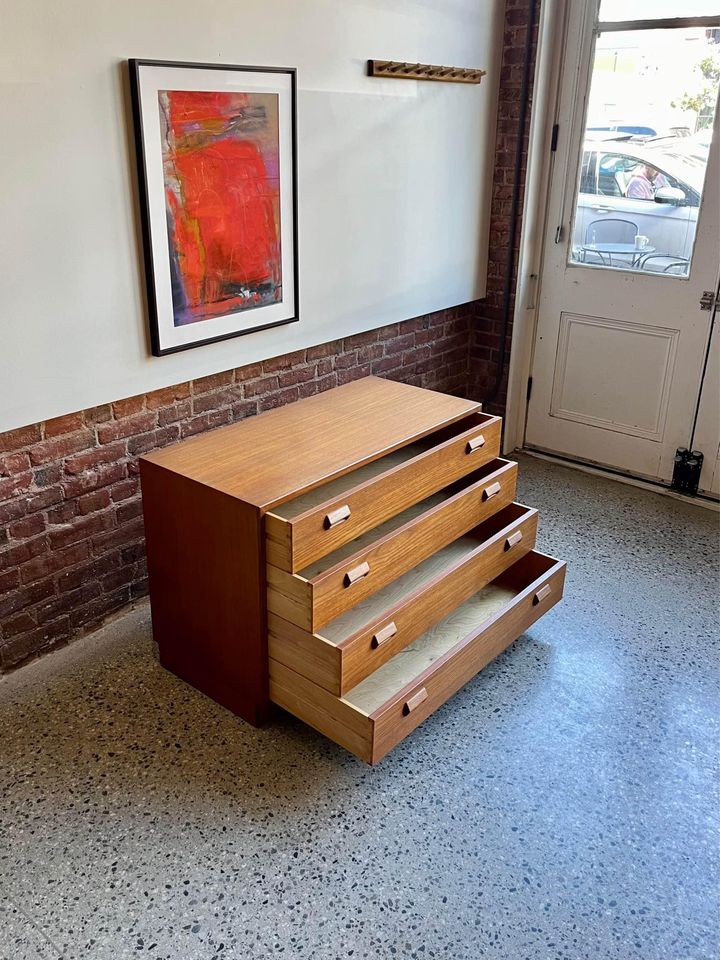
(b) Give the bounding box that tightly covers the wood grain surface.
[310,459,517,630]
[269,550,567,763]
[368,553,566,763]
[140,376,566,763]
[142,377,480,510]
[265,412,501,572]
[141,460,268,726]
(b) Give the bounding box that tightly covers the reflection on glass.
[600,1,720,21]
[569,26,720,276]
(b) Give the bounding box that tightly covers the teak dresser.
[141,377,565,764]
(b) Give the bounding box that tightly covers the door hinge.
[550,123,559,152]
[554,225,564,244]
[700,290,720,311]
[526,375,533,402]
[671,448,704,495]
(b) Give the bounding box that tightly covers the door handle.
[593,207,610,213]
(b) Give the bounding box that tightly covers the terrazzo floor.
[1,455,718,960]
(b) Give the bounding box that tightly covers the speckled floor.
[1,455,718,960]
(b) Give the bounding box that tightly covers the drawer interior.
[320,502,534,645]
[270,412,493,521]
[297,459,510,580]
[342,550,560,716]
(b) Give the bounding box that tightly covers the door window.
[568,22,720,276]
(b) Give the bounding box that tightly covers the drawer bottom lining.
[343,584,514,714]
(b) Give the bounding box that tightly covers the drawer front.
[270,659,374,761]
[269,551,566,764]
[267,610,342,694]
[268,503,538,696]
[265,413,501,572]
[369,556,566,763]
[267,459,518,633]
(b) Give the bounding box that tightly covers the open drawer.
[265,411,501,572]
[268,502,538,695]
[270,550,566,764]
[266,458,518,633]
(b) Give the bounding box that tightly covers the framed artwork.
[129,59,298,356]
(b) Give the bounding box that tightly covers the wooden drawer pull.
[465,434,486,454]
[344,561,370,587]
[324,504,351,529]
[505,530,523,550]
[403,687,429,715]
[533,583,552,605]
[482,481,501,501]
[371,621,398,648]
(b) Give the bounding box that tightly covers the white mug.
[634,235,649,250]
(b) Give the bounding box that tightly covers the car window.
[598,152,695,204]
[597,153,636,197]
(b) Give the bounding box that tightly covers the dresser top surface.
[141,377,480,510]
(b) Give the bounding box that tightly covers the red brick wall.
[469,0,539,414]
[0,306,471,672]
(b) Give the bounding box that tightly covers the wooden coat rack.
[368,60,486,84]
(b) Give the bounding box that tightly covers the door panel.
[550,313,679,440]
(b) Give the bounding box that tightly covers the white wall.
[0,0,503,432]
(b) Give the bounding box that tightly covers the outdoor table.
[580,242,656,268]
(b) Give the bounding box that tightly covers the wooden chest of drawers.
[141,377,565,763]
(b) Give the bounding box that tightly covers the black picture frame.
[128,58,299,356]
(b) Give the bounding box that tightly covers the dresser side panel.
[140,461,268,726]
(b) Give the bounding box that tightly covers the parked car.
[586,121,658,137]
[648,130,713,162]
[571,139,708,268]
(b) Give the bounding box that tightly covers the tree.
[672,53,720,131]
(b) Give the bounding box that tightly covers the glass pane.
[599,1,720,21]
[568,26,720,276]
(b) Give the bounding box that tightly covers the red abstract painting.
[159,90,282,326]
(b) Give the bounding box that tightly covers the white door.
[525,1,720,488]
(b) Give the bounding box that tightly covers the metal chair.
[583,218,638,266]
[585,218,638,244]
[637,254,689,276]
